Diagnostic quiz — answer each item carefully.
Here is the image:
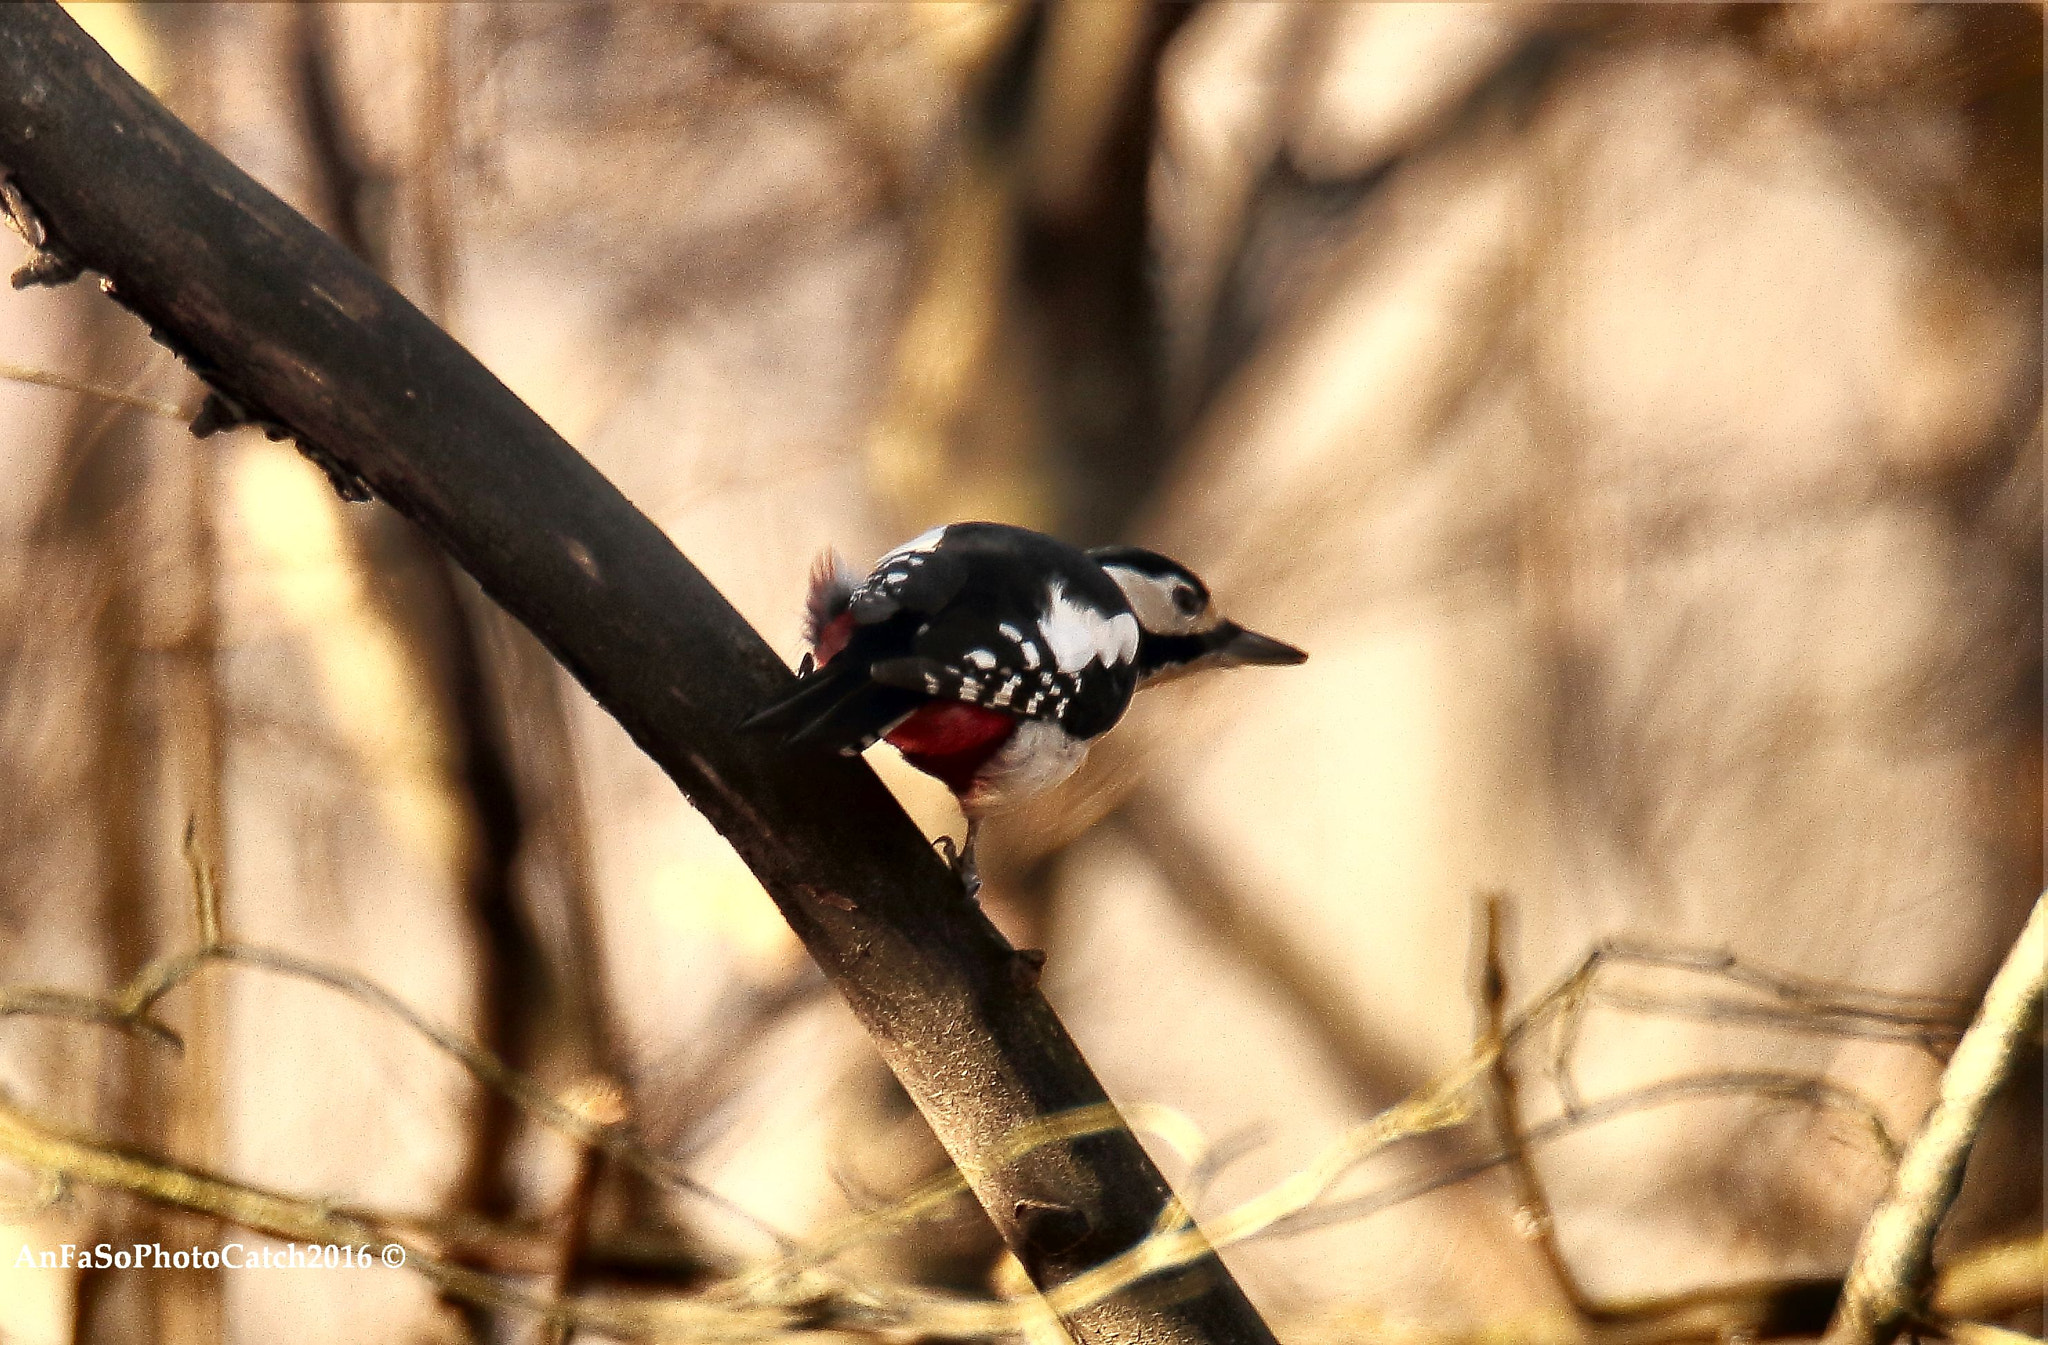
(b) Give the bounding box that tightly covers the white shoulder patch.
[1038,581,1139,672]
[850,526,950,614]
[877,525,948,565]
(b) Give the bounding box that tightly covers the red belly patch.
[886,701,1017,795]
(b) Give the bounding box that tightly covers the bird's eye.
[1172,584,1203,616]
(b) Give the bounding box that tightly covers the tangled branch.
[1,889,2033,1340]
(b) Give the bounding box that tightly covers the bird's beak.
[1214,623,1308,667]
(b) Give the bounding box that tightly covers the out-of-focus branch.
[1821,893,2047,1345]
[2,912,2030,1343]
[0,10,1275,1342]
[681,4,912,211]
[0,1088,812,1342]
[1930,1233,2048,1323]
[1534,940,1975,1117]
[1478,894,1605,1319]
[862,0,1193,540]
[285,16,630,1310]
[289,1,383,273]
[1113,788,1479,1125]
[1283,1232,2047,1345]
[123,940,783,1254]
[538,1078,626,1345]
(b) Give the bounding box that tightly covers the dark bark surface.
[0,7,1277,1343]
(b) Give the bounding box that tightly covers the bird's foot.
[932,833,981,902]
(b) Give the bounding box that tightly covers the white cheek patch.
[1100,565,1217,636]
[1038,581,1139,672]
[1106,569,1181,633]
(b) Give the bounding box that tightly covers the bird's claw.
[932,834,981,902]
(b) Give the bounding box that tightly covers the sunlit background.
[0,4,2038,1343]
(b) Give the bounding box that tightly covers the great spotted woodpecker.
[743,522,1307,894]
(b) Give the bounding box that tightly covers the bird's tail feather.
[738,659,862,738]
[740,661,918,755]
[785,680,919,754]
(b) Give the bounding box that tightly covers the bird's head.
[1088,546,1307,686]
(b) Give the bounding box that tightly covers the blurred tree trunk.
[287,9,623,1332]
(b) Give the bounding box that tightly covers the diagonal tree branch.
[1821,894,2047,1345]
[0,7,1276,1342]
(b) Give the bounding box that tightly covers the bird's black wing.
[845,540,969,625]
[867,656,1080,720]
[866,596,1140,739]
[743,523,1138,750]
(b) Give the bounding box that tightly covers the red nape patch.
[815,612,856,666]
[887,702,1017,795]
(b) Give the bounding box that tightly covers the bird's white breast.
[960,720,1091,816]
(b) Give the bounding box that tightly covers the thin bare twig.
[0,1088,816,1343]
[0,986,183,1049]
[0,902,2008,1343]
[1529,940,1976,1116]
[180,817,222,948]
[131,942,792,1254]
[1478,893,1607,1318]
[1272,1067,1900,1239]
[0,359,188,419]
[0,933,787,1255]
[1822,893,2047,1345]
[1283,1232,2046,1345]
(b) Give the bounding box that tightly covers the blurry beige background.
[0,4,2037,1344]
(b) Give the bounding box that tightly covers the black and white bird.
[743,522,1306,893]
